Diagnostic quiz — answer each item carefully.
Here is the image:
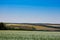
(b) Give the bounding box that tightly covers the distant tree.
[32,27,36,31]
[0,22,7,30]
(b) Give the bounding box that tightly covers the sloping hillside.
[5,23,60,31]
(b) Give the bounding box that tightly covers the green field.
[0,30,60,40]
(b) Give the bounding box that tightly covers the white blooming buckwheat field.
[0,30,60,40]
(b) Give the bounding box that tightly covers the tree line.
[0,22,7,30]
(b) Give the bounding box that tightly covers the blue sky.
[0,0,60,23]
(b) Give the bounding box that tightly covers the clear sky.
[0,0,60,23]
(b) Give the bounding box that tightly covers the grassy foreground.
[0,30,60,40]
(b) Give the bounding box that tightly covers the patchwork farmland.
[0,23,60,40]
[3,23,60,31]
